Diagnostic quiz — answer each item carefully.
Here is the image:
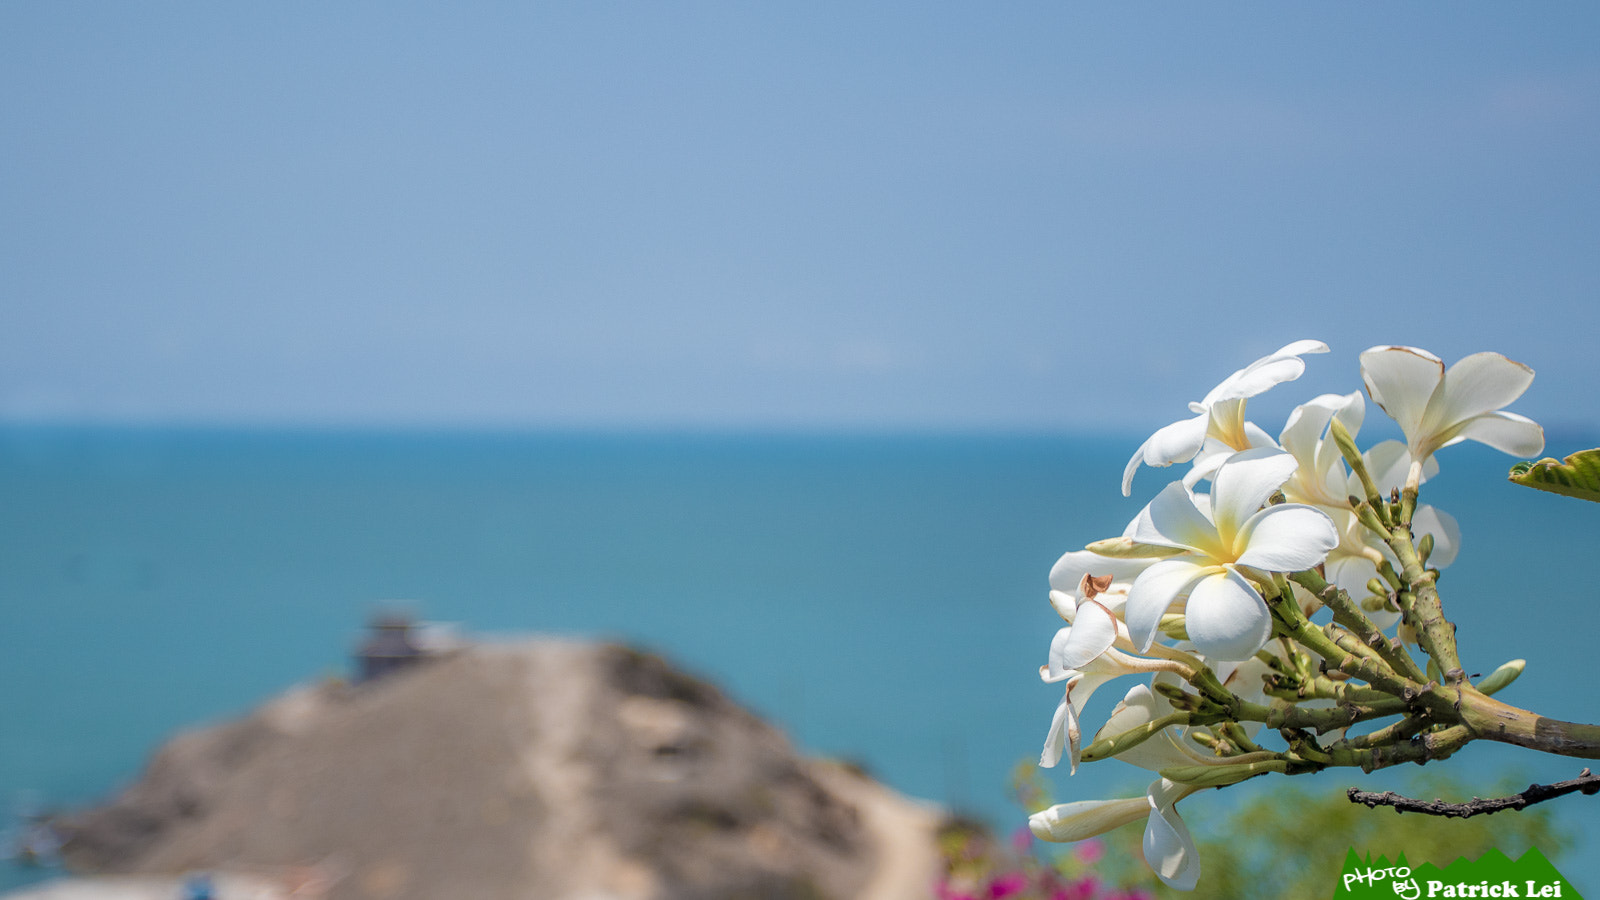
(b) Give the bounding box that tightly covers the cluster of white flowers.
[1029,342,1543,891]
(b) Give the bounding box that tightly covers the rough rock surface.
[51,640,943,900]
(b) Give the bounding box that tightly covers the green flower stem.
[1327,724,1473,774]
[1220,722,1264,754]
[1331,713,1431,753]
[1234,696,1405,734]
[1289,570,1428,684]
[1385,524,1463,683]
[1330,418,1389,526]
[1400,459,1424,527]
[1266,589,1423,704]
[1326,624,1398,672]
[1079,711,1193,763]
[1350,498,1393,542]
[1265,674,1400,707]
[1376,558,1403,591]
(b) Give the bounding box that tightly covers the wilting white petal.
[1030,796,1150,843]
[1126,558,1213,652]
[1413,505,1460,568]
[1183,568,1273,661]
[1040,685,1074,767]
[1361,346,1444,440]
[1445,411,1544,457]
[1423,352,1535,434]
[1049,602,1119,674]
[1209,448,1299,539]
[1133,483,1223,557]
[1123,413,1210,496]
[1144,780,1202,891]
[1233,504,1339,571]
[1041,669,1123,772]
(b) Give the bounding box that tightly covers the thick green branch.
[1387,524,1463,681]
[1456,688,1600,759]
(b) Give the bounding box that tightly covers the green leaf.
[1508,448,1600,502]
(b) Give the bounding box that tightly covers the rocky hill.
[46,639,943,900]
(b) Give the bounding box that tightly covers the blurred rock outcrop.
[50,640,942,900]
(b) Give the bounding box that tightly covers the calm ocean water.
[2,427,1596,893]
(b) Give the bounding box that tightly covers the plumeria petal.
[1049,550,1156,594]
[1040,685,1073,767]
[1233,504,1338,572]
[1183,568,1273,661]
[1126,558,1213,652]
[1360,346,1443,440]
[1029,797,1150,843]
[1413,505,1461,568]
[1280,392,1364,508]
[1092,685,1198,772]
[1361,439,1436,494]
[1123,413,1210,496]
[1201,340,1329,406]
[1049,589,1077,621]
[1325,552,1380,601]
[1131,483,1223,558]
[1280,393,1352,469]
[1209,448,1299,540]
[1363,346,1542,463]
[1444,411,1544,457]
[1049,601,1119,674]
[1144,780,1202,891]
[1422,352,1535,435]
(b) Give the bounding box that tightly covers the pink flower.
[1074,839,1104,865]
[1052,876,1099,900]
[1009,825,1035,856]
[988,872,1028,898]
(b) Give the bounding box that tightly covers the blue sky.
[4,3,1598,434]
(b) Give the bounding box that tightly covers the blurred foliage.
[1011,762,1575,900]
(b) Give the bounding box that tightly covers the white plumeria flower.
[1030,778,1203,891]
[1125,448,1339,661]
[1278,391,1365,509]
[1359,346,1544,486]
[1032,684,1225,890]
[1122,340,1328,496]
[1038,598,1165,773]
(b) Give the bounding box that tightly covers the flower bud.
[1157,760,1282,788]
[1475,659,1525,696]
[1084,537,1187,559]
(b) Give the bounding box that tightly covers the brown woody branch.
[1346,768,1600,818]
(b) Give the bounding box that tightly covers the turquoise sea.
[1,427,1596,894]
